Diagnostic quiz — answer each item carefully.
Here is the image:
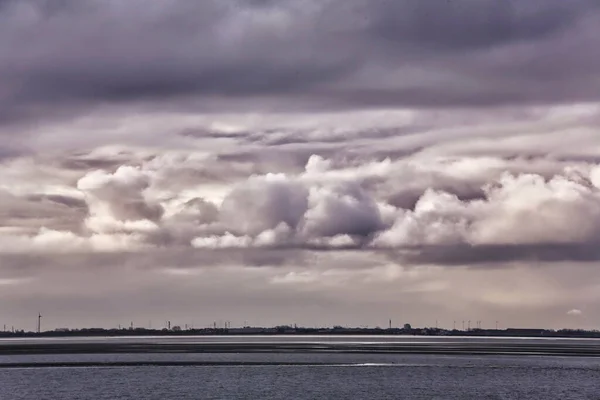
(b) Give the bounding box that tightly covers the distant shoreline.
[2,327,600,339]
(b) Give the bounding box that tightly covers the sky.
[1,0,600,331]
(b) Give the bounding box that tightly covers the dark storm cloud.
[366,0,584,51]
[0,247,315,271]
[0,145,23,160]
[0,190,86,233]
[25,193,87,210]
[389,243,600,266]
[59,157,127,172]
[386,185,487,210]
[1,0,600,124]
[229,126,432,147]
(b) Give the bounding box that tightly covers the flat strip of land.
[2,341,600,357]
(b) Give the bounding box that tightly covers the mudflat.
[2,336,600,357]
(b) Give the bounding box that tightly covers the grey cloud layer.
[1,0,600,124]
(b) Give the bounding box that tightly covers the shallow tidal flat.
[1,336,600,365]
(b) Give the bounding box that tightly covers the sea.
[1,336,599,399]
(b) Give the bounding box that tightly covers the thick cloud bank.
[4,148,600,266]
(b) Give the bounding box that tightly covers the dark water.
[1,337,599,399]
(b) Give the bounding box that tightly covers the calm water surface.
[1,336,599,399]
